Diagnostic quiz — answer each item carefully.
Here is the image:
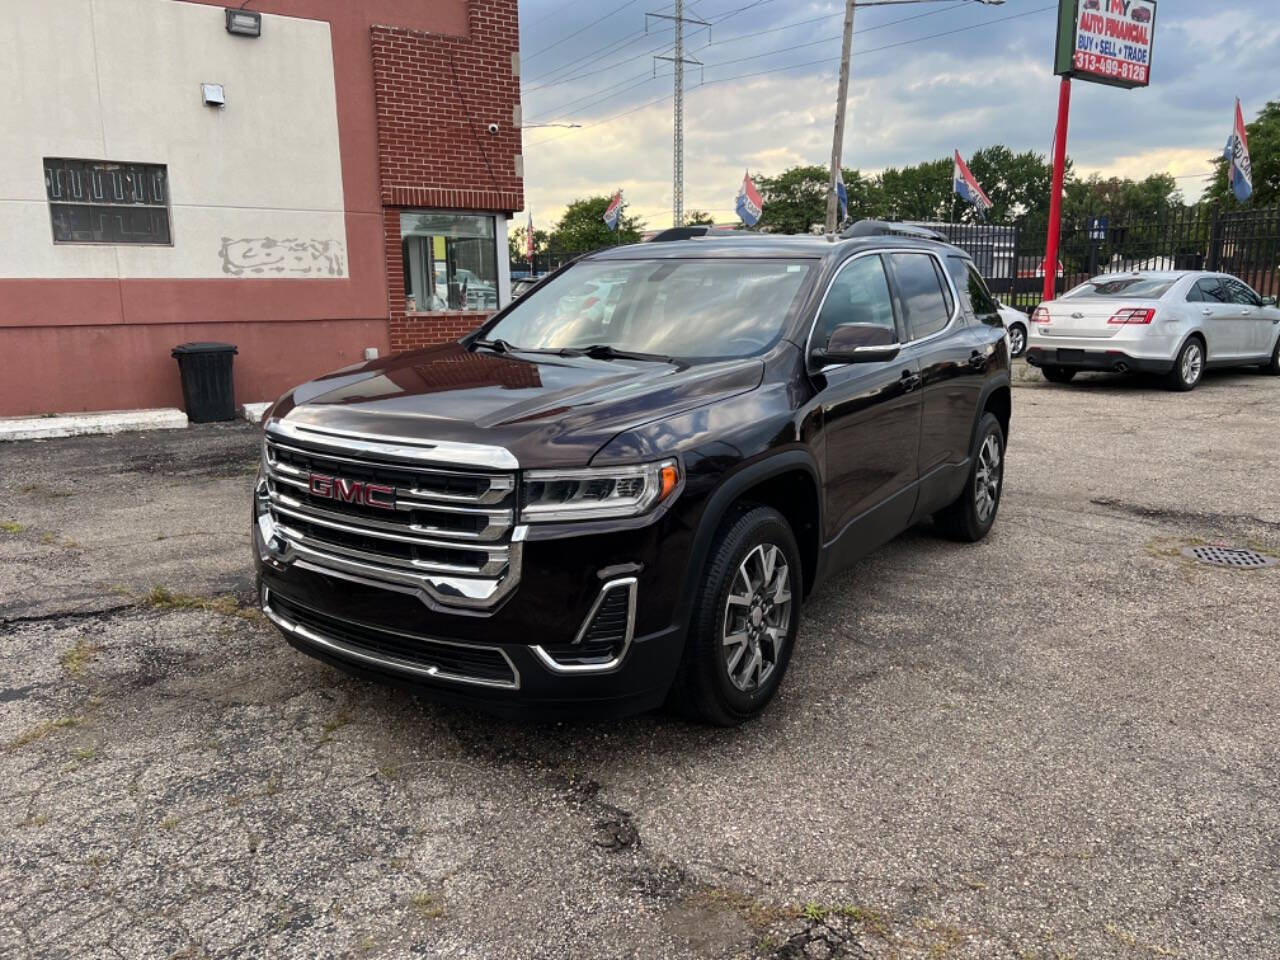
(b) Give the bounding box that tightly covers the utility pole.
[651,4,708,227]
[825,0,856,236]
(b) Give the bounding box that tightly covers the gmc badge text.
[254,235,1011,725]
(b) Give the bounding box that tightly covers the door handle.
[900,369,921,392]
[967,350,987,371]
[1201,308,1213,316]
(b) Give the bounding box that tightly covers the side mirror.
[1262,296,1277,307]
[813,323,900,365]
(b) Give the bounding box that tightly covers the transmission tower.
[649,2,707,227]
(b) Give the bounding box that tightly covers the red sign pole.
[1042,76,1072,303]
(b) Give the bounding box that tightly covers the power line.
[523,0,648,62]
[526,4,1056,147]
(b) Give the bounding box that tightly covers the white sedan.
[1025,271,1280,391]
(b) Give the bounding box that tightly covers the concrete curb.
[0,409,189,442]
[240,402,272,424]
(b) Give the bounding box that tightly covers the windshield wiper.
[471,337,516,354]
[558,344,676,363]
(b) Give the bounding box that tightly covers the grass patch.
[7,715,80,750]
[410,892,445,920]
[59,639,102,678]
[688,887,792,931]
[0,521,23,535]
[320,705,355,742]
[143,586,265,623]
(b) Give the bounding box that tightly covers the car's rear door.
[812,252,922,545]
[885,251,983,478]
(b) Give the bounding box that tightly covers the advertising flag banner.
[736,172,763,228]
[1054,0,1156,90]
[603,191,623,231]
[836,177,849,224]
[525,210,535,261]
[953,151,993,217]
[1224,99,1253,203]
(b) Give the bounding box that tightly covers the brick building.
[0,0,523,417]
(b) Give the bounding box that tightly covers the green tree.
[964,146,1062,222]
[549,196,644,252]
[1206,99,1280,207]
[754,166,879,234]
[508,224,549,263]
[877,159,953,222]
[684,209,715,226]
[1062,173,1181,225]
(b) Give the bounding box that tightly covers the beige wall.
[0,0,347,279]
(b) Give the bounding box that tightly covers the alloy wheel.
[974,433,1002,523]
[1009,325,1026,357]
[722,543,792,693]
[1182,342,1203,386]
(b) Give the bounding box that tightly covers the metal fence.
[932,205,1280,312]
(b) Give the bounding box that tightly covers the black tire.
[1262,336,1280,375]
[670,505,802,726]
[1041,366,1076,383]
[934,412,1005,543]
[1166,336,1205,391]
[1008,323,1028,358]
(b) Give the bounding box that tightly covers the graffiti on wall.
[218,237,347,277]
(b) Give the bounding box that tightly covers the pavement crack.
[0,601,138,629]
[1089,496,1280,533]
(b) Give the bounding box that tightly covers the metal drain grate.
[1180,546,1279,569]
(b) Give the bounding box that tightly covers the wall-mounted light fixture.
[225,8,262,37]
[202,83,226,107]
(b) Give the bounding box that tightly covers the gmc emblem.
[308,473,396,510]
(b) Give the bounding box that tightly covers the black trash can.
[171,342,238,423]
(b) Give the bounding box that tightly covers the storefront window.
[401,212,498,313]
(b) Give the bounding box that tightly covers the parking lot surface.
[3,367,1278,960]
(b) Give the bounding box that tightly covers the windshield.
[1062,277,1177,300]
[481,258,815,360]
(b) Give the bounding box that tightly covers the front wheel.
[934,412,1005,543]
[1041,366,1076,384]
[671,505,801,726]
[1166,337,1205,391]
[1262,336,1280,375]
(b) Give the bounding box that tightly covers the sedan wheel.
[1167,338,1205,391]
[1008,323,1027,358]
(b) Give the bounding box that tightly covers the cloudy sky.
[514,0,1279,230]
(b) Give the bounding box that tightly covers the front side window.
[1222,277,1262,306]
[402,212,498,313]
[886,252,952,341]
[44,158,170,244]
[482,258,815,361]
[814,255,896,346]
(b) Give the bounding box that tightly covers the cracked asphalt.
[2,365,1278,959]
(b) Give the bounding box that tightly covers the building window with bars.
[401,211,498,313]
[43,158,172,245]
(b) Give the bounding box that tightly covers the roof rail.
[840,219,947,242]
[647,225,743,242]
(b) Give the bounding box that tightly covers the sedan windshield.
[481,258,815,360]
[1063,277,1177,300]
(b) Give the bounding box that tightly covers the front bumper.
[254,502,692,719]
[1025,346,1174,375]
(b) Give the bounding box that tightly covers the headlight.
[520,459,680,523]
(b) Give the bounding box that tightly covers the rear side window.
[946,256,1002,327]
[886,252,952,341]
[1195,278,1228,303]
[814,254,897,346]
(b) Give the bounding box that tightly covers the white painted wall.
[0,0,347,279]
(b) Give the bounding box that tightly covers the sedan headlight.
[520,459,680,522]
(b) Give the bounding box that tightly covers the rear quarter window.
[946,255,1002,327]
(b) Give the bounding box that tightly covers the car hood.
[268,342,765,468]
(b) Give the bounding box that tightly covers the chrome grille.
[260,423,521,610]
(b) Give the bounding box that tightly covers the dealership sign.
[1054,0,1156,89]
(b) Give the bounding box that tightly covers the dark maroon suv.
[254,235,1011,724]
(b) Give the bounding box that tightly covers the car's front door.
[1191,277,1246,358]
[811,252,922,548]
[1221,277,1275,356]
